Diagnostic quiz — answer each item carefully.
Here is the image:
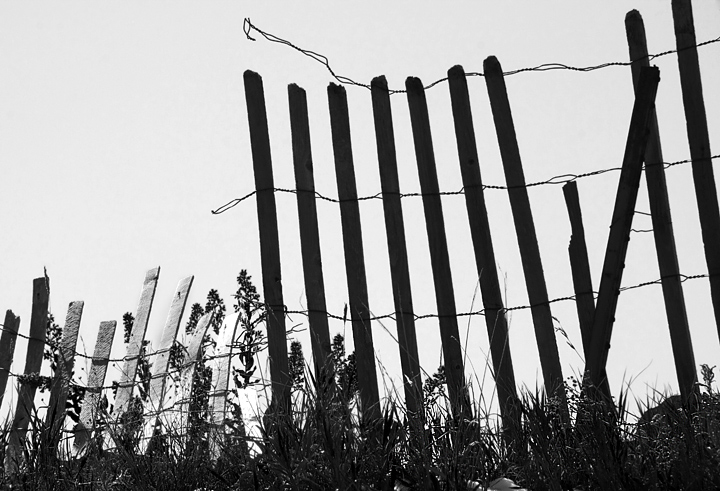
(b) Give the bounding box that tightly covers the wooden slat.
[626,10,698,408]
[447,65,520,433]
[5,276,50,474]
[143,275,193,451]
[176,312,212,443]
[114,267,160,417]
[405,76,470,418]
[74,320,117,452]
[46,300,84,440]
[671,0,720,344]
[370,76,423,417]
[586,66,660,391]
[288,83,333,379]
[209,312,240,460]
[328,82,381,422]
[244,70,291,408]
[0,310,20,407]
[484,57,566,409]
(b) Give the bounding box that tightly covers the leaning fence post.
[74,320,117,453]
[406,76,470,418]
[447,65,520,437]
[671,0,720,345]
[245,70,291,410]
[370,76,423,418]
[5,276,50,475]
[484,56,568,416]
[328,82,381,423]
[114,267,160,417]
[0,310,20,408]
[626,9,699,409]
[45,300,84,448]
[586,66,660,394]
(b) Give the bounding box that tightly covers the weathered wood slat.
[289,83,333,379]
[484,56,566,409]
[586,66,660,392]
[115,267,160,417]
[405,76,470,417]
[143,275,193,450]
[328,82,381,422]
[626,9,698,408]
[244,70,291,408]
[176,311,213,438]
[46,300,84,440]
[74,320,116,453]
[670,0,720,344]
[0,310,20,407]
[5,276,50,474]
[370,76,423,417]
[209,312,240,460]
[447,65,520,434]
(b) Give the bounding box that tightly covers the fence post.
[447,65,520,436]
[74,320,117,453]
[370,76,423,417]
[484,56,567,413]
[406,76,470,418]
[0,310,20,408]
[244,70,291,410]
[115,267,160,417]
[209,312,240,460]
[328,82,381,423]
[586,66,660,394]
[626,9,699,409]
[288,83,334,380]
[143,275,193,452]
[671,0,720,345]
[45,300,84,447]
[5,276,50,475]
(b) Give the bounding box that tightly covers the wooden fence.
[0,2,717,471]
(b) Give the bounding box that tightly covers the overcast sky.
[1,2,720,419]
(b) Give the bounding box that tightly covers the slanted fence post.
[328,82,381,423]
[370,76,423,418]
[45,300,84,448]
[288,83,334,380]
[0,310,20,408]
[447,65,520,436]
[586,66,660,395]
[74,320,117,453]
[626,9,699,409]
[5,276,50,475]
[406,76,470,418]
[244,70,291,410]
[484,57,567,416]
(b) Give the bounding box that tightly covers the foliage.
[288,340,305,392]
[330,333,357,399]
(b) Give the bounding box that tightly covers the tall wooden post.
[406,76,470,418]
[371,76,423,417]
[328,82,381,422]
[0,310,20,407]
[245,70,291,408]
[671,0,720,345]
[289,83,334,379]
[447,65,520,435]
[626,9,698,408]
[484,56,566,411]
[586,66,660,392]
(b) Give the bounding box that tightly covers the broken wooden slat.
[447,65,520,435]
[0,310,20,407]
[5,276,50,474]
[328,82,381,422]
[626,9,698,409]
[586,66,660,392]
[371,75,423,417]
[114,267,160,417]
[176,312,212,441]
[406,76,470,418]
[209,312,240,460]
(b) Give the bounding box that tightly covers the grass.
[1,367,719,490]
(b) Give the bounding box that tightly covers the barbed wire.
[211,154,720,215]
[242,18,720,94]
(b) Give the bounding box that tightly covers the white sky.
[1,2,720,419]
